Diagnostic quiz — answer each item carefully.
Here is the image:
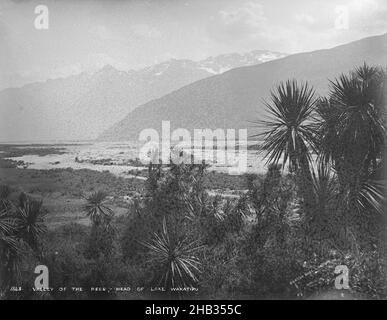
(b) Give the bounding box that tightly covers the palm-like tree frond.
[0,211,16,235]
[256,80,318,172]
[16,195,47,251]
[357,180,386,216]
[83,191,114,226]
[1,209,22,292]
[323,66,386,169]
[0,210,19,253]
[312,162,338,207]
[142,217,203,288]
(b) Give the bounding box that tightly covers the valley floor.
[0,144,250,228]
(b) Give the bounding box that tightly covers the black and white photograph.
[0,0,386,304]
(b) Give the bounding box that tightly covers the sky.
[1,0,387,88]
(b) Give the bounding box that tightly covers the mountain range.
[0,50,285,142]
[99,33,387,141]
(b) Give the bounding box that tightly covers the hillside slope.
[100,33,387,141]
[0,51,284,142]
